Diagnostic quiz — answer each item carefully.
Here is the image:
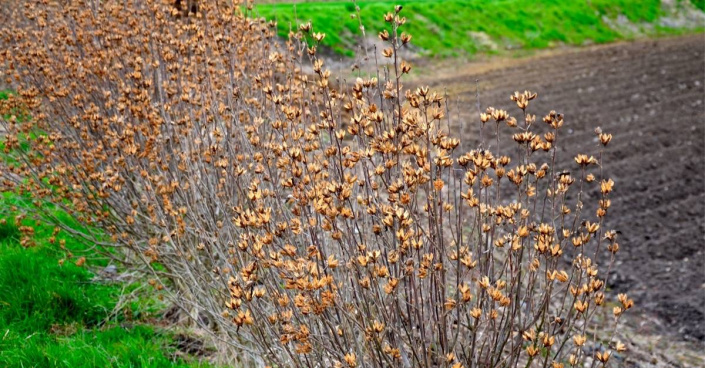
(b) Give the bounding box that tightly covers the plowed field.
[422,34,705,344]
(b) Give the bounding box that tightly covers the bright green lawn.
[0,200,212,367]
[253,0,702,57]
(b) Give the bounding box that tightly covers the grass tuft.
[0,198,214,368]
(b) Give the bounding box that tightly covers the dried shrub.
[0,1,631,366]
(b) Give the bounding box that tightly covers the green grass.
[253,0,703,57]
[693,0,705,11]
[0,197,214,368]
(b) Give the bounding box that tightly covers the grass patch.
[692,0,705,11]
[0,198,214,368]
[253,0,703,57]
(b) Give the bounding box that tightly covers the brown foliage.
[0,1,630,366]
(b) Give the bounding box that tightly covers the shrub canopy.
[0,1,630,366]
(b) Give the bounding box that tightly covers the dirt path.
[419,34,704,364]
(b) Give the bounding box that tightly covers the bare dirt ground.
[413,34,705,366]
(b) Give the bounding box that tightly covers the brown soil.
[419,34,704,362]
